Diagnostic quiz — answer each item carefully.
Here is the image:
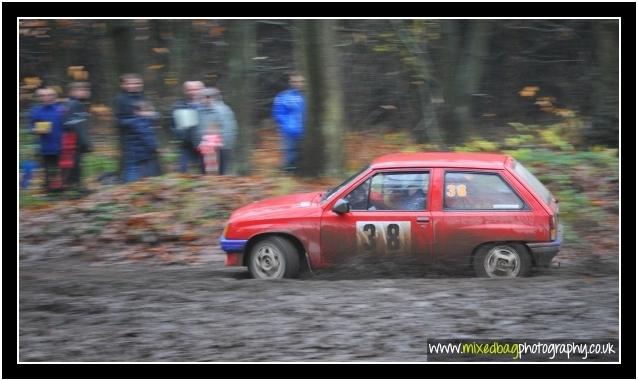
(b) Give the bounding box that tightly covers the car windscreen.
[321,165,370,202]
[513,160,553,205]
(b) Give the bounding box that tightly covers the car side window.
[444,172,525,210]
[369,172,429,211]
[345,179,371,210]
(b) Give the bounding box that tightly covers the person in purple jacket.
[272,73,305,173]
[28,87,66,192]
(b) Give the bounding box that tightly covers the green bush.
[508,148,618,234]
[82,153,118,179]
[454,138,500,152]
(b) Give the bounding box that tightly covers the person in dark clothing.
[171,81,205,174]
[114,73,145,179]
[28,87,66,192]
[61,82,93,193]
[122,101,159,183]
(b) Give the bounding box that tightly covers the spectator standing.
[172,81,205,174]
[61,82,93,194]
[28,87,66,192]
[272,73,305,173]
[200,87,238,175]
[114,73,145,178]
[122,101,159,183]
[198,88,222,174]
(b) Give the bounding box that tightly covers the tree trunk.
[319,20,345,177]
[169,20,193,96]
[148,20,169,100]
[108,20,139,76]
[47,21,71,89]
[296,20,324,177]
[439,20,461,144]
[590,21,619,146]
[392,20,443,145]
[227,20,257,175]
[453,20,491,140]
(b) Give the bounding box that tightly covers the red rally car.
[220,152,563,279]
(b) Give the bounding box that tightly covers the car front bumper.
[220,236,248,252]
[220,236,248,266]
[526,224,563,267]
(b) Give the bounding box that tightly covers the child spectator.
[122,101,159,183]
[28,87,66,192]
[60,82,93,194]
[171,81,205,174]
[199,88,225,174]
[202,87,237,175]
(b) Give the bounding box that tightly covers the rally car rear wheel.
[248,236,300,279]
[473,243,532,278]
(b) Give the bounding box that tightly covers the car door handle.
[416,216,430,223]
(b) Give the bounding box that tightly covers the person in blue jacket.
[122,101,159,183]
[272,73,305,173]
[28,87,66,192]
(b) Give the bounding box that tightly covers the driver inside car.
[384,187,426,210]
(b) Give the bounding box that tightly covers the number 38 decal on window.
[446,183,467,197]
[356,221,411,255]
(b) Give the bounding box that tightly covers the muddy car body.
[220,152,562,279]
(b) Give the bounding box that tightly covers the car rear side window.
[444,172,525,210]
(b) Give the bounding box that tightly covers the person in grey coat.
[201,87,238,175]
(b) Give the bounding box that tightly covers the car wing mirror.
[332,199,350,214]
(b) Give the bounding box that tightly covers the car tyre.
[248,236,300,280]
[473,243,532,278]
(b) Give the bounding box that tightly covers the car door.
[320,169,433,265]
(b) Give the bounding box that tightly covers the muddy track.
[19,247,619,362]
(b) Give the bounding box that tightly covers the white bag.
[173,109,199,130]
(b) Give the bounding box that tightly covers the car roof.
[370,152,510,170]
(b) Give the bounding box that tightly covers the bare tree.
[296,20,324,177]
[590,20,619,146]
[320,20,345,177]
[108,20,139,76]
[227,20,257,175]
[392,20,444,145]
[295,20,347,177]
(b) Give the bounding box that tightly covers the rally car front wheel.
[247,236,300,280]
[473,243,532,278]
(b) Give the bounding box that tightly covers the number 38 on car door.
[319,170,433,263]
[356,221,411,255]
